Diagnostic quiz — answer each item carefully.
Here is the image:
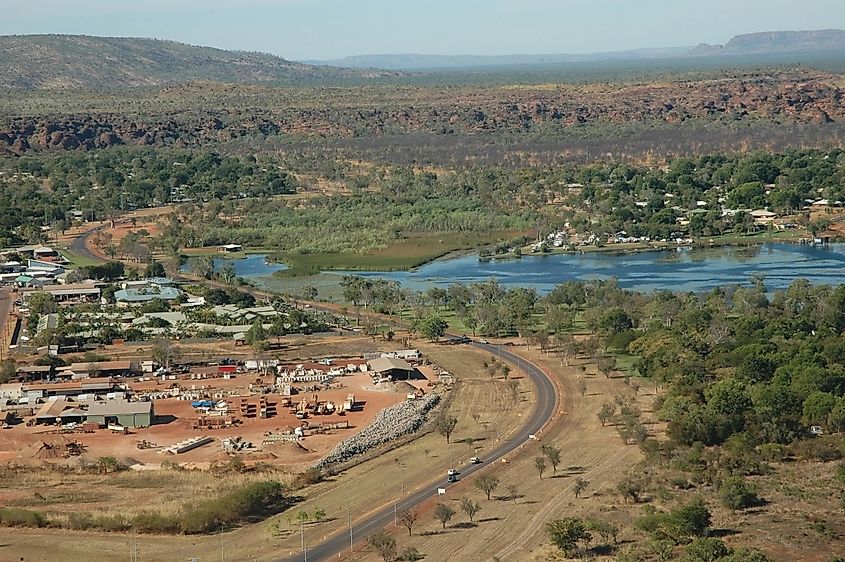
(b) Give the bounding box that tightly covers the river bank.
[520,229,809,258]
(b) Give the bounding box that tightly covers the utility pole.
[347,504,353,553]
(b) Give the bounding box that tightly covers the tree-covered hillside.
[0,35,391,90]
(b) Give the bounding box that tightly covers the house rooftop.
[17,365,51,374]
[35,398,71,419]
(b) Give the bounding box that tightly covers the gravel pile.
[315,394,441,469]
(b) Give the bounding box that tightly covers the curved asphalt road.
[68,224,106,263]
[278,342,558,562]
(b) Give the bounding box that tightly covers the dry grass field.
[339,346,646,562]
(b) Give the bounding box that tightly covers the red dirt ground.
[0,371,419,469]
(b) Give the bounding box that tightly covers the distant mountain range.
[0,35,394,90]
[311,30,845,70]
[306,48,693,70]
[690,29,845,56]
[2,30,844,91]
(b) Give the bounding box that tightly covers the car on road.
[470,456,482,464]
[447,474,458,483]
[445,335,472,345]
[476,339,489,344]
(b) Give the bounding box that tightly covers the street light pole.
[347,504,353,553]
[300,521,308,562]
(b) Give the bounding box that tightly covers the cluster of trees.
[148,148,845,260]
[157,164,537,255]
[0,147,297,246]
[627,278,845,446]
[343,276,541,338]
[342,273,845,459]
[5,148,845,255]
[372,274,845,448]
[545,502,772,560]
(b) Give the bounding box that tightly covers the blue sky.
[3,0,845,60]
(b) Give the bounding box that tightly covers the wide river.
[221,243,845,294]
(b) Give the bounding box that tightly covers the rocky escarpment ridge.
[690,29,845,56]
[0,74,842,155]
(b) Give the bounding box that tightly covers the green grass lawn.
[276,230,526,273]
[611,352,641,377]
[60,249,104,268]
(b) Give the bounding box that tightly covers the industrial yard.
[0,349,443,469]
[0,342,536,562]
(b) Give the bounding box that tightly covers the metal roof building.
[85,401,154,428]
[367,357,417,380]
[114,286,183,304]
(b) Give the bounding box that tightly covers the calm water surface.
[182,254,288,278]
[214,244,845,294]
[328,243,845,293]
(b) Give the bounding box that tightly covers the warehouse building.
[85,401,154,428]
[367,357,419,381]
[23,380,119,399]
[57,360,134,379]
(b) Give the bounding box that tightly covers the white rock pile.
[315,394,441,469]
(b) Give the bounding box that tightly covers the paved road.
[68,224,105,263]
[277,342,558,562]
[0,289,11,357]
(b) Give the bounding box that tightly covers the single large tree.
[460,497,481,523]
[546,517,592,558]
[418,315,448,341]
[574,477,589,498]
[367,529,397,562]
[151,339,181,370]
[399,509,418,537]
[434,503,455,530]
[474,474,500,501]
[436,415,458,444]
[534,457,547,480]
[540,443,561,475]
